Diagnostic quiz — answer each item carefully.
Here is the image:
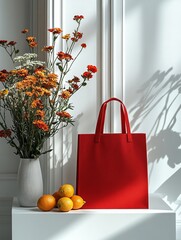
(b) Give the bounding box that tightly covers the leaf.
[56,63,64,72]
[41,149,53,155]
[53,36,58,42]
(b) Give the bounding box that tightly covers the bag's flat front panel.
[77,133,148,209]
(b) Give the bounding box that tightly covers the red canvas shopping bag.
[76,98,149,209]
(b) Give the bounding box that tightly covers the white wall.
[124,0,181,238]
[124,0,181,215]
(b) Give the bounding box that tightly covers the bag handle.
[95,98,132,143]
[96,101,126,134]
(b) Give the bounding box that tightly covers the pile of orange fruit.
[37,184,86,212]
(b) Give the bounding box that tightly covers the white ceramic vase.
[17,158,43,207]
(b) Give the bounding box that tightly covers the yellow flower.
[36,110,45,119]
[61,90,71,99]
[62,34,70,40]
[26,36,35,42]
[0,89,8,97]
[35,70,45,78]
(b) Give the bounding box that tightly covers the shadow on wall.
[50,113,83,191]
[130,67,181,207]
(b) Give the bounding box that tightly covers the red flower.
[1,69,8,73]
[81,43,87,48]
[21,29,29,34]
[87,65,98,73]
[72,83,79,90]
[73,15,84,21]
[0,129,11,138]
[72,76,80,82]
[71,37,78,42]
[73,31,83,39]
[0,40,7,45]
[7,41,16,46]
[64,53,73,61]
[82,71,93,79]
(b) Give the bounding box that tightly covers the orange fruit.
[59,184,74,198]
[37,194,56,211]
[52,191,61,206]
[71,195,86,210]
[57,197,73,212]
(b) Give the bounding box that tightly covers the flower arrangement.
[0,15,97,159]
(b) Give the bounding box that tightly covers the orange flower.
[35,70,45,78]
[47,73,58,80]
[25,91,34,97]
[33,120,49,132]
[48,28,62,35]
[29,41,38,48]
[32,87,45,96]
[57,51,73,61]
[57,51,65,60]
[64,53,73,61]
[34,87,51,96]
[56,111,71,118]
[41,73,58,89]
[16,80,32,90]
[25,75,37,84]
[42,46,54,52]
[17,69,28,77]
[0,70,8,82]
[31,99,43,109]
[61,90,71,99]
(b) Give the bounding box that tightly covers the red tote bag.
[76,98,149,209]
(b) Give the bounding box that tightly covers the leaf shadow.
[130,67,181,207]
